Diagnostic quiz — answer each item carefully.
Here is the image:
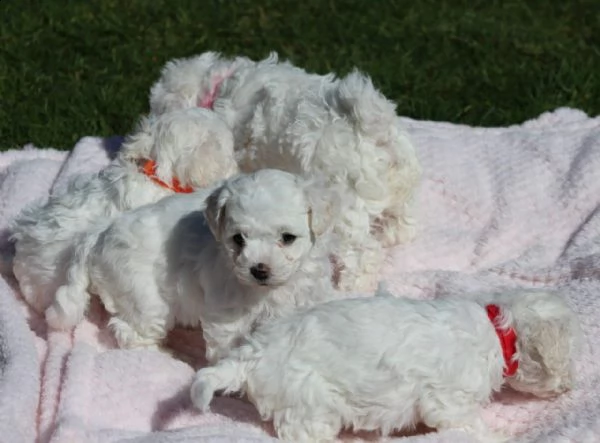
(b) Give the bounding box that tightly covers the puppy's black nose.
[250,263,270,282]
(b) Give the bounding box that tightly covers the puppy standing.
[47,169,344,363]
[150,52,422,291]
[192,289,580,442]
[10,108,237,313]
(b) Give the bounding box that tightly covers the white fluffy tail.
[45,227,102,329]
[335,70,397,136]
[190,359,249,412]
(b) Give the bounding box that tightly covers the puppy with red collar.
[192,288,580,442]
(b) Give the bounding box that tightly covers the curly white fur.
[191,289,580,442]
[10,108,237,313]
[46,169,344,362]
[149,52,422,291]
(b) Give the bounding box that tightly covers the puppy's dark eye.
[281,233,297,245]
[232,233,245,247]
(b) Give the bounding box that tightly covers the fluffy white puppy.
[47,169,342,363]
[10,108,237,313]
[192,289,580,442]
[150,52,422,291]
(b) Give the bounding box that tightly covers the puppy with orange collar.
[10,108,237,313]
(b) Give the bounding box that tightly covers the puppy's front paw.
[190,373,215,412]
[478,430,510,443]
[454,423,509,443]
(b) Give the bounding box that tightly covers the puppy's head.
[504,291,581,398]
[149,51,258,115]
[121,108,237,188]
[149,51,227,114]
[204,169,340,289]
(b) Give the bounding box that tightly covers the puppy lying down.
[191,288,580,442]
[47,169,343,363]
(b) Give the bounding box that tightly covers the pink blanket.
[1,108,599,442]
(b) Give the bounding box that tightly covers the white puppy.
[192,289,580,442]
[150,52,422,291]
[47,169,343,363]
[10,108,237,313]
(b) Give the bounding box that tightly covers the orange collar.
[486,304,519,377]
[139,159,194,194]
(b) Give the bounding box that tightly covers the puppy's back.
[234,295,503,433]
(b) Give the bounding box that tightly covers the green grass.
[1,0,599,150]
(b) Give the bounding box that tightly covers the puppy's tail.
[334,70,397,136]
[45,226,104,330]
[190,358,250,412]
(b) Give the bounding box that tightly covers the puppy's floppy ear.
[204,185,231,240]
[303,177,346,239]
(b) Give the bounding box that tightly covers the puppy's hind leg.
[46,283,91,330]
[334,235,383,292]
[274,409,341,443]
[45,229,102,329]
[326,202,380,291]
[419,393,508,443]
[373,198,418,248]
[90,245,175,350]
[108,315,168,351]
[272,371,343,443]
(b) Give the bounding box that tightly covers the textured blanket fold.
[1,108,599,442]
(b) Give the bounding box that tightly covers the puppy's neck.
[486,304,519,378]
[99,159,173,211]
[135,158,195,194]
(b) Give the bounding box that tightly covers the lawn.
[1,0,598,150]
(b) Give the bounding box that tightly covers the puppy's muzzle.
[250,263,271,283]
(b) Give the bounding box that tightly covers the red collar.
[486,304,519,377]
[139,159,194,194]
